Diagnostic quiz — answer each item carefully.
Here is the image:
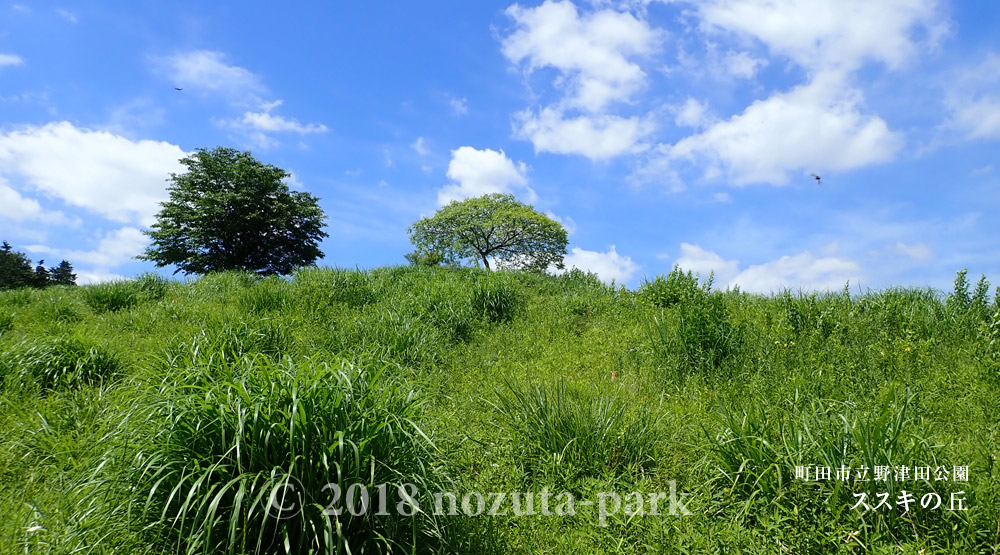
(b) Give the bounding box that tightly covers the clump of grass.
[130,357,448,554]
[471,272,522,323]
[0,287,35,307]
[706,387,956,545]
[238,276,292,314]
[492,380,660,483]
[166,317,292,368]
[83,274,169,313]
[39,294,84,323]
[0,309,12,334]
[293,267,378,314]
[0,337,122,392]
[336,306,444,368]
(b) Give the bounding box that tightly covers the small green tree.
[139,147,328,276]
[407,193,568,272]
[50,260,77,286]
[33,260,51,288]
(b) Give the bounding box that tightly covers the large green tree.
[140,147,328,276]
[407,193,568,272]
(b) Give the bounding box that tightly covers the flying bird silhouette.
[810,173,822,185]
[174,87,183,91]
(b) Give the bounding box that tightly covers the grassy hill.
[1,266,998,554]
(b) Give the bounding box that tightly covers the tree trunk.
[481,254,491,271]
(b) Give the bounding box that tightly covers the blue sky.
[1,0,998,292]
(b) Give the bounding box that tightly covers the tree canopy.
[139,147,328,276]
[407,193,568,272]
[1,241,76,289]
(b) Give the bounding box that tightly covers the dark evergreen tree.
[49,260,77,286]
[0,241,36,290]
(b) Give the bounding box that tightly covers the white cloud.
[503,0,659,112]
[712,192,730,202]
[502,0,660,160]
[26,227,147,270]
[562,245,639,285]
[515,106,651,160]
[544,210,578,235]
[236,110,328,134]
[412,136,430,156]
[691,0,946,73]
[75,270,127,285]
[944,53,1000,141]
[892,241,932,261]
[666,72,902,184]
[0,180,72,224]
[675,242,740,284]
[56,8,76,23]
[0,53,25,67]
[674,97,713,129]
[0,122,187,226]
[723,50,767,78]
[437,146,535,205]
[157,50,265,105]
[449,96,469,115]
[673,243,862,293]
[282,171,304,190]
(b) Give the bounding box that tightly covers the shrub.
[0,337,122,391]
[640,265,710,308]
[131,358,448,554]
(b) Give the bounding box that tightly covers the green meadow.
[1,266,998,554]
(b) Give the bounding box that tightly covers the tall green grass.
[129,356,449,554]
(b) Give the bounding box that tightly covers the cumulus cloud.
[562,245,639,285]
[25,227,148,282]
[514,107,651,159]
[0,122,187,225]
[722,50,767,78]
[674,242,741,284]
[503,0,659,159]
[664,72,902,184]
[674,97,713,129]
[503,0,658,112]
[438,147,535,205]
[0,53,25,68]
[0,179,73,225]
[672,243,862,293]
[692,0,946,73]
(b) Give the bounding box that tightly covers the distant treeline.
[0,241,76,290]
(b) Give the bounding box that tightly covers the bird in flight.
[810,173,822,185]
[174,87,183,91]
